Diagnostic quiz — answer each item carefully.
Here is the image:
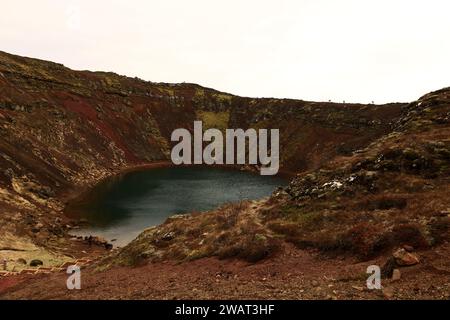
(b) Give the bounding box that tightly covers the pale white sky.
[1,0,449,103]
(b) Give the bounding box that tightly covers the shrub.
[428,218,449,245]
[216,233,280,263]
[358,195,407,211]
[391,223,429,248]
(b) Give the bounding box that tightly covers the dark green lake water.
[66,166,287,246]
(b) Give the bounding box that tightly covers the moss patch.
[196,111,230,132]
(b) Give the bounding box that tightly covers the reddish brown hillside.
[0,51,405,242]
[0,51,449,300]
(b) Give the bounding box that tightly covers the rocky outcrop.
[268,87,450,258]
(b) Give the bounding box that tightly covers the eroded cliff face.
[0,51,235,246]
[2,50,445,263]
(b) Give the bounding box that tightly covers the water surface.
[66,166,287,246]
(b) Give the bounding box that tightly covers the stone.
[96,236,108,244]
[161,231,175,241]
[352,285,364,291]
[392,269,401,281]
[382,287,395,299]
[86,235,108,246]
[31,222,44,233]
[29,259,43,267]
[16,258,27,265]
[403,244,414,252]
[438,210,450,217]
[393,248,420,266]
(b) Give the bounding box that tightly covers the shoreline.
[62,161,295,210]
[61,161,294,244]
[59,160,174,209]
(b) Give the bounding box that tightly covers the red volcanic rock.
[393,248,420,266]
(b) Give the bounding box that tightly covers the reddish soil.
[1,243,449,300]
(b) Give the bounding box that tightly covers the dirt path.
[1,242,448,300]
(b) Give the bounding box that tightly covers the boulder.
[382,287,395,299]
[392,269,401,281]
[393,248,420,266]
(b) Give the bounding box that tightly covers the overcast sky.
[1,0,449,103]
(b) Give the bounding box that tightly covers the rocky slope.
[0,51,448,299]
